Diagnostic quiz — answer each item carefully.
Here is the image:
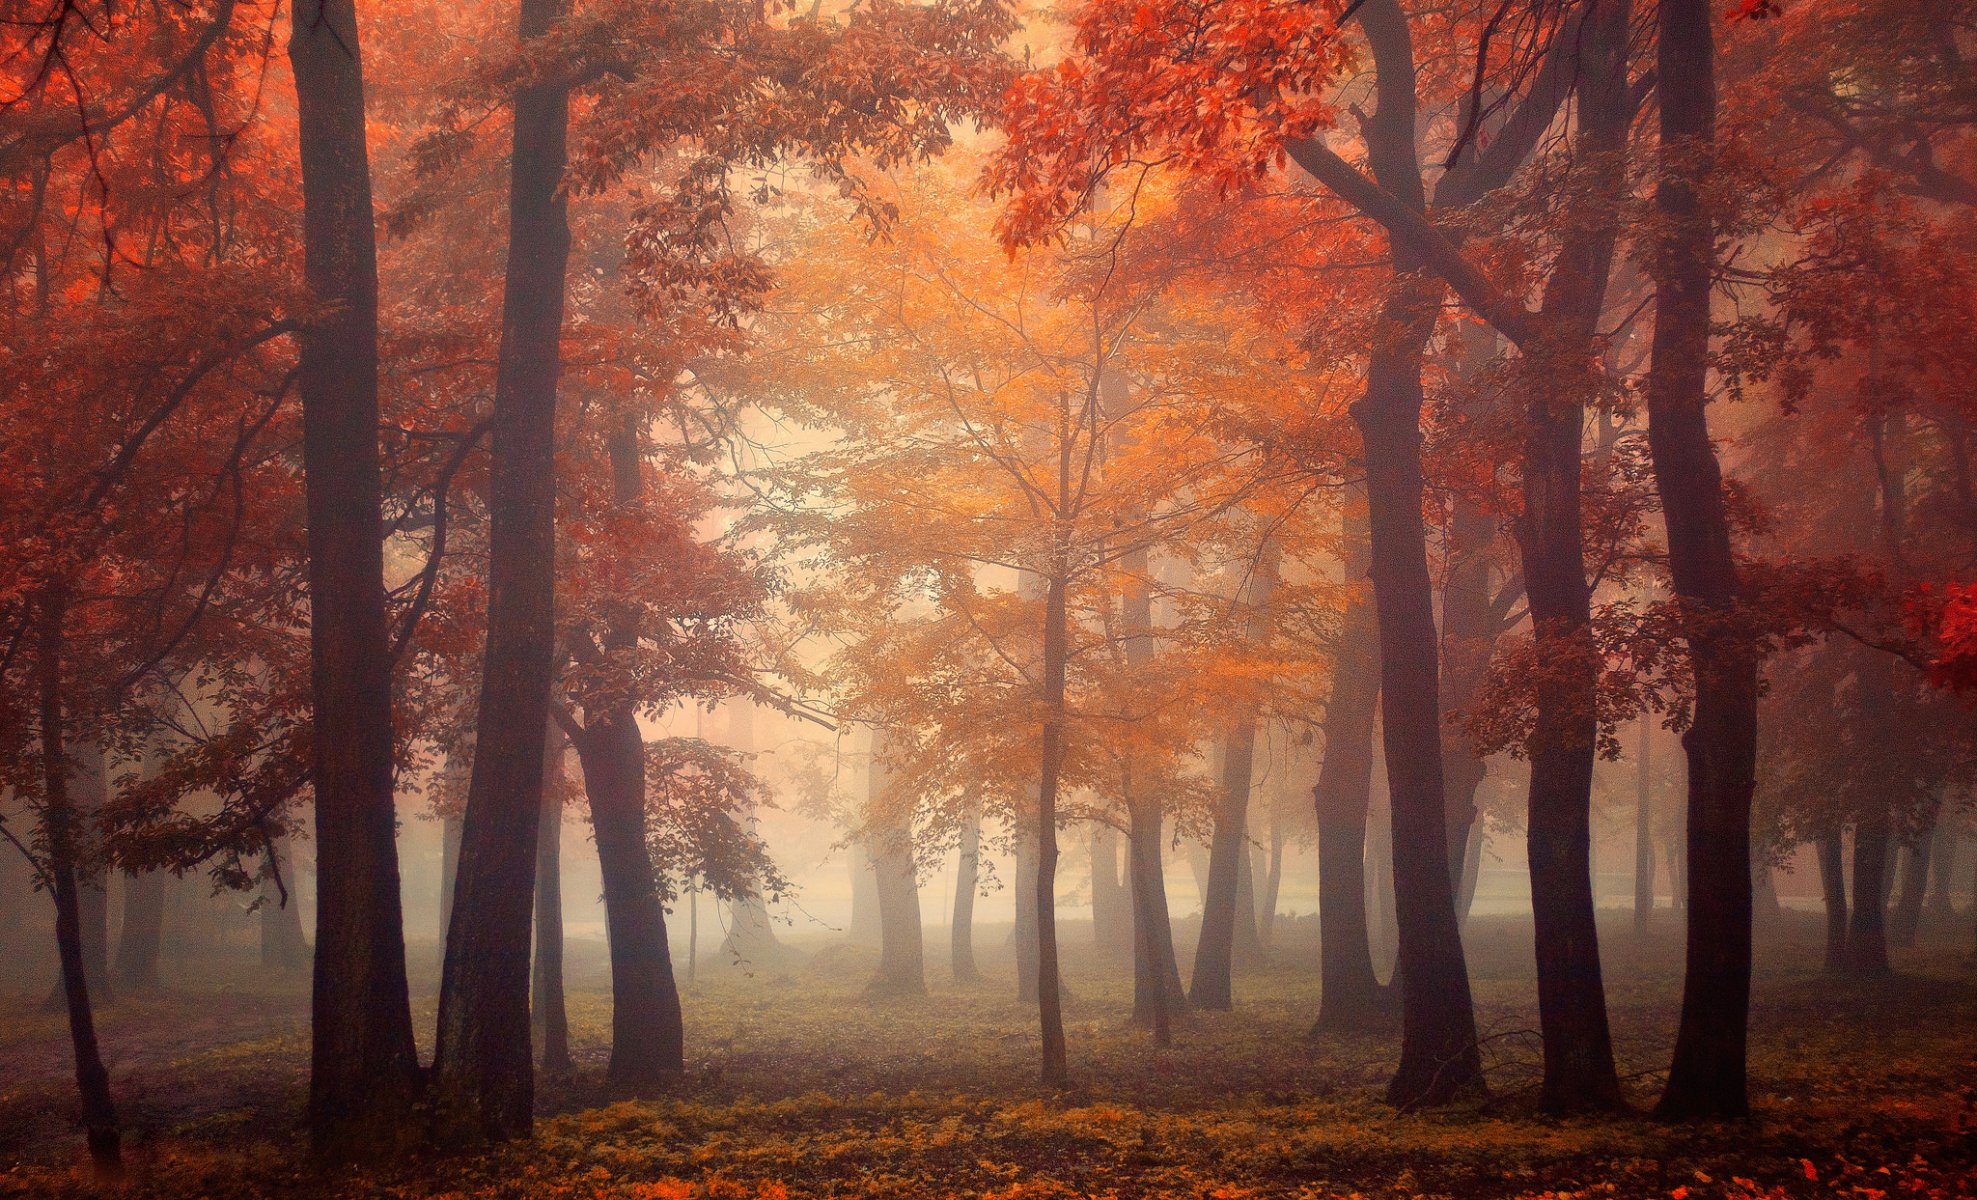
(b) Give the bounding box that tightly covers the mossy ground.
[1,911,1971,1198]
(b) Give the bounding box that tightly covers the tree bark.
[1845,814,1893,975]
[1888,809,1935,949]
[1034,562,1071,1086]
[440,809,463,946]
[1090,825,1132,962]
[432,0,573,1142]
[68,742,112,1003]
[1649,0,1762,1123]
[951,807,982,982]
[115,870,166,992]
[1193,550,1277,1009]
[1817,830,1848,972]
[534,720,571,1076]
[1511,0,1629,1113]
[1014,820,1040,1003]
[1312,517,1385,1034]
[287,0,421,1160]
[261,835,311,971]
[1120,547,1185,1036]
[572,711,685,1087]
[36,590,123,1181]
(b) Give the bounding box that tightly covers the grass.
[0,912,1971,1198]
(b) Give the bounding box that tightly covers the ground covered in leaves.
[1,913,1971,1199]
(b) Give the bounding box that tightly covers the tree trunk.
[867,731,926,996]
[1888,809,1935,950]
[718,701,785,969]
[1192,550,1277,1009]
[1649,0,1762,1123]
[67,742,112,1003]
[261,835,311,971]
[287,0,422,1160]
[1090,825,1132,962]
[951,807,982,982]
[1258,799,1285,951]
[849,838,882,946]
[1923,822,1956,924]
[1634,715,1655,934]
[1817,831,1848,973]
[1119,548,1185,1035]
[440,810,463,946]
[36,590,123,1181]
[115,870,166,992]
[572,711,685,1088]
[1034,562,1071,1086]
[1512,0,1629,1112]
[1457,820,1485,924]
[1312,524,1385,1034]
[1845,814,1893,975]
[432,0,573,1142]
[534,720,571,1076]
[1014,820,1040,1003]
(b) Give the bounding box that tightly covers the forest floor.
[0,911,1971,1199]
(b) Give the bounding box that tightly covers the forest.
[0,0,1973,1196]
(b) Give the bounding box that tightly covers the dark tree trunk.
[534,721,571,1076]
[1356,333,1484,1104]
[287,0,421,1160]
[1119,549,1185,1036]
[67,743,111,1003]
[1312,525,1385,1034]
[261,836,311,971]
[1634,715,1656,934]
[36,591,123,1181]
[1845,815,1893,975]
[867,732,926,996]
[432,0,573,1142]
[1649,0,1762,1123]
[951,807,982,982]
[440,810,463,946]
[1511,0,1629,1112]
[1888,811,1935,949]
[1193,726,1259,1010]
[115,870,166,992]
[1817,831,1848,973]
[1923,822,1956,924]
[1034,563,1071,1086]
[1438,485,1500,897]
[1192,551,1277,1009]
[572,711,685,1088]
[1457,821,1485,924]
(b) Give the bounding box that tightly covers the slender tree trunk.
[1014,821,1040,1003]
[1034,562,1071,1086]
[287,0,421,1159]
[573,712,684,1087]
[1259,799,1285,951]
[432,0,573,1141]
[718,701,784,968]
[1817,831,1848,972]
[261,835,311,971]
[1119,548,1185,1033]
[1193,550,1277,1009]
[36,590,123,1181]
[1090,825,1132,961]
[1512,0,1629,1112]
[1923,822,1956,924]
[534,720,571,1075]
[867,730,926,996]
[1649,0,1761,1122]
[440,810,463,945]
[1888,808,1935,949]
[951,807,981,982]
[1457,821,1485,924]
[1356,331,1484,1103]
[1845,814,1893,975]
[1634,715,1655,934]
[1312,523,1385,1033]
[115,870,166,992]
